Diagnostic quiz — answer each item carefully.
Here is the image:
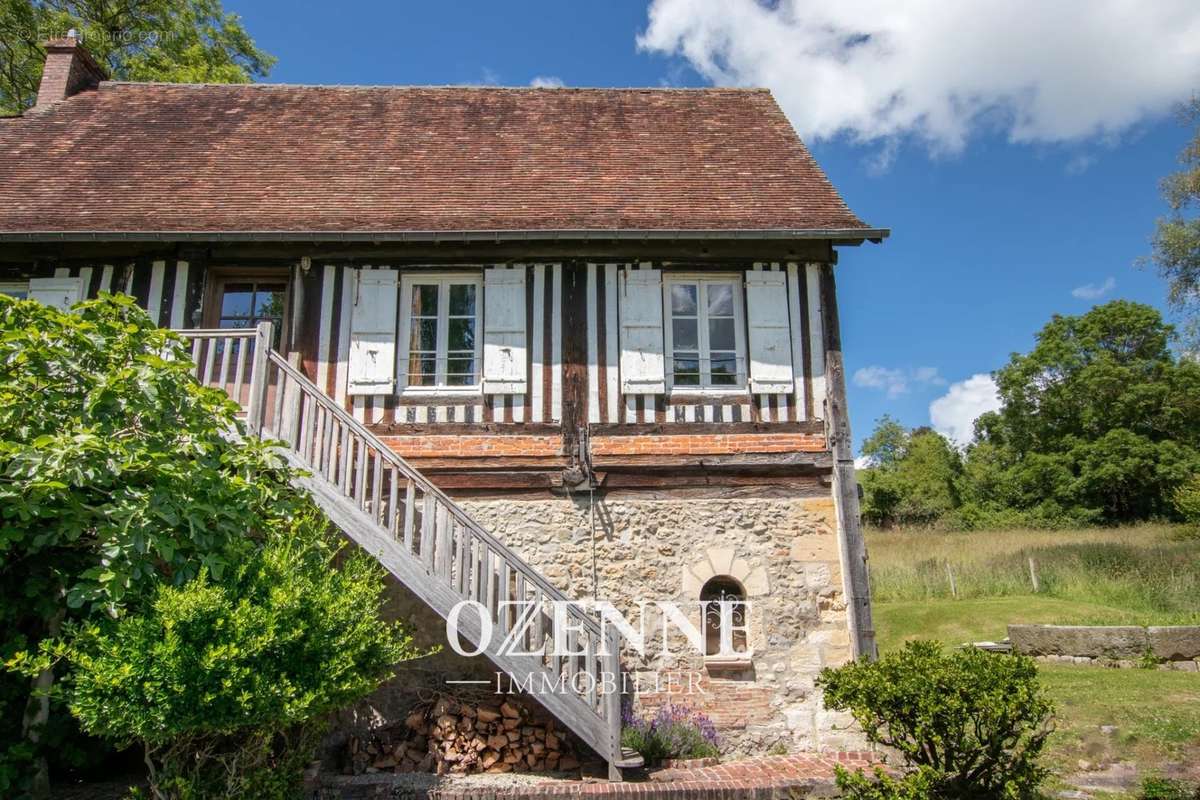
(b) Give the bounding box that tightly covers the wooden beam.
[368,421,564,436]
[819,263,877,662]
[589,451,831,470]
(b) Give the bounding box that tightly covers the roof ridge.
[97,81,772,93]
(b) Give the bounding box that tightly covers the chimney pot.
[33,35,106,111]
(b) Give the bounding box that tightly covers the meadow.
[866,525,1200,786]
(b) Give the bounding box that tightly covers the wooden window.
[205,272,288,349]
[663,276,746,392]
[398,274,482,393]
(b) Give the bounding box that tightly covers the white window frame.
[0,281,29,298]
[397,272,484,396]
[662,274,749,395]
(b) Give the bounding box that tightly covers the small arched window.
[700,576,748,656]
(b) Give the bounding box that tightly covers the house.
[0,36,887,776]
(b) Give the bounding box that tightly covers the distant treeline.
[859,301,1200,530]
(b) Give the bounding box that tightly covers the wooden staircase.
[179,323,640,779]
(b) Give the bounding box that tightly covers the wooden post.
[818,265,878,661]
[279,351,303,446]
[245,321,273,437]
[946,561,958,598]
[1028,557,1040,593]
[603,626,623,782]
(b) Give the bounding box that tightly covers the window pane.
[449,283,476,317]
[672,318,698,350]
[707,283,734,316]
[220,284,254,317]
[670,284,697,315]
[673,355,700,386]
[254,285,286,319]
[445,357,476,385]
[219,318,251,329]
[408,355,437,386]
[448,318,475,351]
[708,318,736,351]
[711,354,739,385]
[409,318,437,352]
[411,284,439,316]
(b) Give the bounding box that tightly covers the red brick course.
[591,433,827,457]
[379,435,563,459]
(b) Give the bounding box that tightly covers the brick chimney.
[34,31,106,110]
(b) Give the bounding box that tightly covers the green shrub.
[1140,776,1200,800]
[57,511,421,799]
[818,641,1053,800]
[1,293,307,796]
[834,766,938,800]
[1173,475,1200,525]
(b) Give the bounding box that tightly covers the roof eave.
[0,228,890,245]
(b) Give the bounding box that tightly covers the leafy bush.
[1140,776,1200,800]
[620,704,719,763]
[1173,475,1200,526]
[818,640,1053,800]
[57,511,418,799]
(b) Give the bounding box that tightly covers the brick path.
[428,753,877,799]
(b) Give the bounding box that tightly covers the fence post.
[1028,557,1040,593]
[245,321,273,438]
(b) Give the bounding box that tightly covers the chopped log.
[500,701,521,719]
[476,706,501,723]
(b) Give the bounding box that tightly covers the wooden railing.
[178,323,626,778]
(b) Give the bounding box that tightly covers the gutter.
[0,228,889,245]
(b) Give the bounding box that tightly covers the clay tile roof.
[0,83,880,238]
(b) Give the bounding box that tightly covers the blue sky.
[232,0,1198,450]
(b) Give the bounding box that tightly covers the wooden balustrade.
[175,322,629,778]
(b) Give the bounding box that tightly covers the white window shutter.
[347,269,398,395]
[745,270,794,393]
[28,277,82,311]
[618,267,666,394]
[482,267,526,394]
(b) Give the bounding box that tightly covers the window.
[204,272,288,349]
[664,277,746,391]
[0,282,28,300]
[400,275,481,391]
[701,576,749,657]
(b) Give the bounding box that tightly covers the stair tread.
[614,748,645,768]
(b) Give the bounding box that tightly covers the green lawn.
[868,526,1200,787]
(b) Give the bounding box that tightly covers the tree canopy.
[860,301,1200,528]
[1,0,274,114]
[1146,98,1200,348]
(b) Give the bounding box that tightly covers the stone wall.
[1009,624,1200,670]
[459,492,863,755]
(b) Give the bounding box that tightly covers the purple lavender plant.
[620,703,720,762]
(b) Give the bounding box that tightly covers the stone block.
[1008,625,1149,659]
[1147,627,1200,660]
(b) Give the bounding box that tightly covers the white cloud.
[1071,276,1116,300]
[853,365,945,398]
[930,374,1001,446]
[530,75,565,88]
[854,455,876,470]
[637,0,1200,155]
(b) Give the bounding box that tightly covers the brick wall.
[378,434,563,459]
[590,433,827,456]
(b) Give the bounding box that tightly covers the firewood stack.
[345,696,581,776]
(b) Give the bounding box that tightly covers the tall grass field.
[868,524,1200,627]
[866,524,1200,782]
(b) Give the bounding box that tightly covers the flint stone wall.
[459,493,865,755]
[1009,624,1200,661]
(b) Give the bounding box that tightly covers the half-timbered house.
[0,36,887,774]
